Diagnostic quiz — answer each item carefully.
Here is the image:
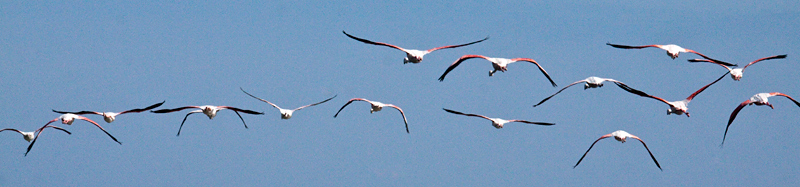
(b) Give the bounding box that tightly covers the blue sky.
[1,1,799,186]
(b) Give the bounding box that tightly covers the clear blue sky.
[2,1,798,186]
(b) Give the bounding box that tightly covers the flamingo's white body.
[689,54,787,81]
[534,77,634,107]
[442,108,554,129]
[52,101,165,123]
[438,55,557,87]
[151,105,263,136]
[617,72,729,117]
[343,31,488,64]
[722,92,800,145]
[240,88,336,119]
[574,130,661,171]
[607,43,736,66]
[334,98,409,133]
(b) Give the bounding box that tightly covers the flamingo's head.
[22,132,35,142]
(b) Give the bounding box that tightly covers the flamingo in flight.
[26,114,120,156]
[533,76,637,107]
[343,31,489,64]
[52,101,165,123]
[574,130,662,171]
[240,88,336,119]
[606,43,737,66]
[617,72,729,117]
[151,105,264,136]
[437,55,558,87]
[442,108,554,129]
[1,125,71,142]
[721,92,800,146]
[688,54,787,81]
[334,98,409,133]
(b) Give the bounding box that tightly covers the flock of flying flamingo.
[4,30,796,171]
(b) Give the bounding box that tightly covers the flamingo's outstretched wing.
[507,120,555,126]
[742,54,787,70]
[343,31,407,52]
[533,79,588,107]
[119,101,166,115]
[511,58,557,87]
[573,133,613,168]
[334,98,370,118]
[722,100,752,146]
[426,36,489,52]
[630,136,662,171]
[438,55,490,81]
[294,95,337,111]
[685,72,729,102]
[386,104,409,133]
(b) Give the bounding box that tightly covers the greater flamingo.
[26,114,120,156]
[721,92,800,146]
[533,76,636,107]
[52,101,165,123]
[343,31,488,64]
[437,55,557,87]
[574,130,661,171]
[688,54,787,81]
[607,43,736,66]
[240,88,336,119]
[151,105,263,136]
[442,108,554,129]
[334,98,409,133]
[1,125,71,142]
[617,72,729,117]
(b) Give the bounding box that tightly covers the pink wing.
[438,55,491,81]
[573,133,614,168]
[334,98,372,118]
[386,104,410,133]
[533,79,589,107]
[343,31,407,52]
[510,58,557,87]
[770,92,800,108]
[687,59,733,71]
[606,43,660,49]
[722,100,753,146]
[742,54,787,70]
[442,108,492,121]
[629,136,662,171]
[426,36,489,52]
[118,101,166,115]
[686,72,728,102]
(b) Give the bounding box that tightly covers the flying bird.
[573,130,661,171]
[1,125,71,142]
[437,55,557,87]
[334,98,409,133]
[52,101,165,123]
[343,31,488,64]
[151,105,264,136]
[721,92,800,146]
[688,54,787,81]
[26,114,120,156]
[240,87,336,119]
[533,76,636,107]
[606,43,736,66]
[617,72,729,117]
[442,108,554,129]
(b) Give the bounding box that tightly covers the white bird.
[1,125,71,142]
[574,130,662,171]
[438,54,557,87]
[607,43,737,66]
[534,76,636,107]
[442,108,554,129]
[52,101,165,123]
[617,72,729,117]
[343,31,488,64]
[26,114,120,156]
[722,92,800,146]
[151,105,264,136]
[240,88,336,119]
[334,98,409,133]
[688,54,787,81]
